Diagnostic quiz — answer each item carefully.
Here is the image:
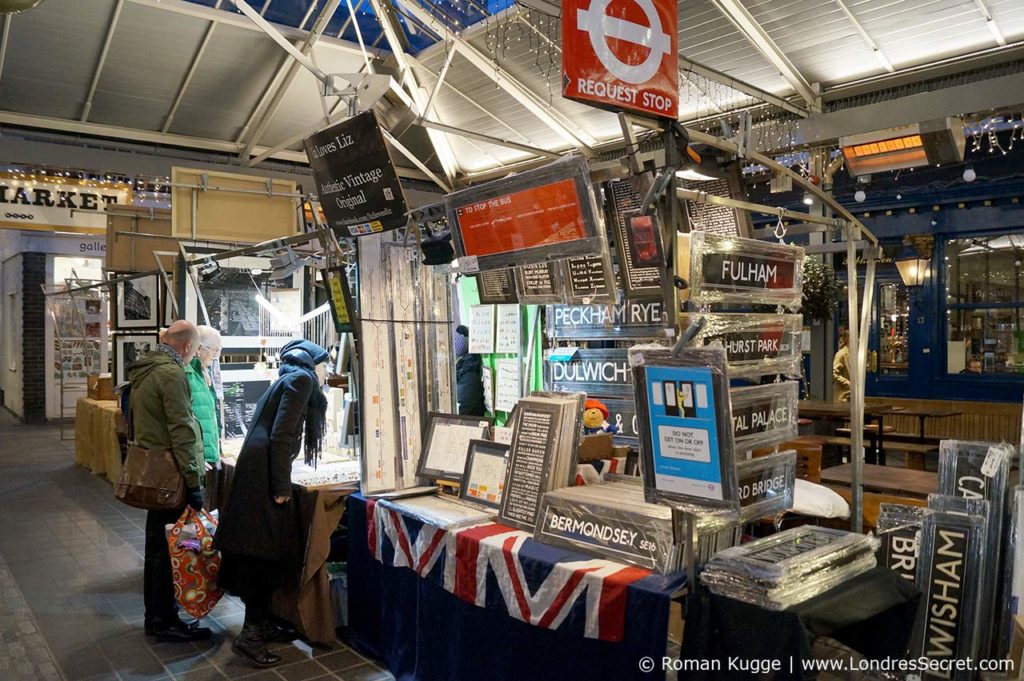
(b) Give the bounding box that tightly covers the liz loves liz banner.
[687,232,804,310]
[304,112,408,237]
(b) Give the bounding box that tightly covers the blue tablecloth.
[346,494,685,681]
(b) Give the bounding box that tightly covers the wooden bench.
[819,436,939,470]
[836,428,942,446]
[833,488,928,531]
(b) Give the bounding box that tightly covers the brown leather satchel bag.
[114,445,185,510]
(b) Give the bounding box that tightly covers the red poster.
[562,0,678,119]
[454,178,586,258]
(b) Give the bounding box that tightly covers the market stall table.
[798,400,899,466]
[346,493,685,681]
[680,567,921,680]
[820,463,938,498]
[219,457,357,645]
[74,396,123,483]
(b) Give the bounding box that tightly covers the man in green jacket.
[128,319,210,643]
[187,326,222,507]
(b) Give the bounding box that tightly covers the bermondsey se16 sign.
[562,0,678,119]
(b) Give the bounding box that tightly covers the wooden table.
[74,397,123,483]
[821,463,938,498]
[799,400,900,465]
[885,407,962,441]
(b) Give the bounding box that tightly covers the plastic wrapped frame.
[687,232,804,310]
[729,382,799,452]
[682,313,803,379]
[735,451,797,523]
[448,155,605,273]
[631,346,741,519]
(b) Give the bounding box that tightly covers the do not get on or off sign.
[562,0,678,119]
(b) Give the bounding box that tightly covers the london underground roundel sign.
[562,0,678,119]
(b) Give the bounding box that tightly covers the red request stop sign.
[562,0,678,120]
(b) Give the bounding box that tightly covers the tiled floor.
[0,411,393,681]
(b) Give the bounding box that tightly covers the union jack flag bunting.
[367,497,660,642]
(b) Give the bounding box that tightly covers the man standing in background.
[128,320,210,642]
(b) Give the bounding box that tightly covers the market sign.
[684,313,803,379]
[912,509,987,673]
[546,348,631,398]
[475,270,518,305]
[448,156,603,272]
[322,266,357,334]
[537,496,671,570]
[877,521,921,583]
[516,262,564,304]
[688,232,804,309]
[564,253,615,304]
[735,451,796,522]
[729,382,799,452]
[562,0,678,119]
[0,177,130,233]
[547,297,668,339]
[304,111,408,237]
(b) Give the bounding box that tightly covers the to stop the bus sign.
[562,0,678,119]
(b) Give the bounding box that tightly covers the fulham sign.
[562,0,678,119]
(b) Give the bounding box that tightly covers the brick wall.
[21,253,46,424]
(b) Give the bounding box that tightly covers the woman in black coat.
[215,339,330,667]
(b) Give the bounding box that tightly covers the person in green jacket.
[187,326,223,507]
[127,320,210,643]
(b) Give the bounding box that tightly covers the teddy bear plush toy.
[582,398,619,435]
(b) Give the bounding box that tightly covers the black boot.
[262,619,298,643]
[232,624,282,668]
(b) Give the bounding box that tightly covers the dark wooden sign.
[476,269,518,305]
[545,348,631,398]
[547,298,668,340]
[304,112,408,237]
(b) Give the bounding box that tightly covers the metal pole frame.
[844,227,877,533]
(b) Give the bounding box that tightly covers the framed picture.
[459,439,510,510]
[113,333,160,386]
[114,273,160,329]
[415,412,492,483]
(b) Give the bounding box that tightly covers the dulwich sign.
[688,232,804,309]
[304,111,408,237]
[562,0,678,119]
[546,348,631,398]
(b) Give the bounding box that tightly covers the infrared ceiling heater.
[840,118,966,176]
